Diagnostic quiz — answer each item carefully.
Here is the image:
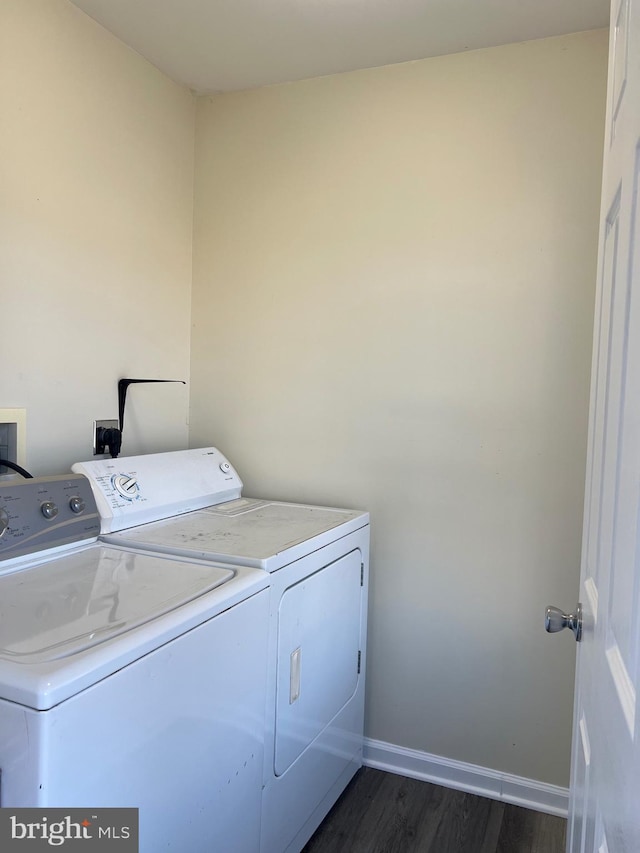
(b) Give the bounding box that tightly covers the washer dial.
[40,501,59,520]
[69,496,86,514]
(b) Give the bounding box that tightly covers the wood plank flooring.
[303,768,566,853]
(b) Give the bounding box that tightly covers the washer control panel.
[0,474,100,563]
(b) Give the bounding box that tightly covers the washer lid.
[0,544,234,664]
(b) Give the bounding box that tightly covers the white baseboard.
[363,737,569,818]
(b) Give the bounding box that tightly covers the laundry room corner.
[189,30,609,791]
[1,0,611,818]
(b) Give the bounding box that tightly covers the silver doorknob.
[545,604,582,642]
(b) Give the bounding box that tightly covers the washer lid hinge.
[360,563,364,586]
[357,650,362,674]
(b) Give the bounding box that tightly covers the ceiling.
[69,0,609,94]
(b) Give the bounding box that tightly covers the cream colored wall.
[191,30,608,786]
[0,0,195,474]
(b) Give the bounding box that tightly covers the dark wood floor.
[303,768,566,853]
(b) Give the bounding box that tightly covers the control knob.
[0,508,8,538]
[112,475,139,500]
[220,462,231,473]
[40,501,59,520]
[69,496,85,514]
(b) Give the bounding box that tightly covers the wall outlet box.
[93,419,119,455]
[0,408,27,477]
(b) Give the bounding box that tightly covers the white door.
[565,1,640,850]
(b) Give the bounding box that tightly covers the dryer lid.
[0,543,234,663]
[105,500,368,571]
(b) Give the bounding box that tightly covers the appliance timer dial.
[112,475,139,500]
[220,462,231,473]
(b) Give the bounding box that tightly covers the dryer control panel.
[72,447,243,534]
[0,474,100,564]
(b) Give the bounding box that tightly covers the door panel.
[569,710,590,853]
[584,194,620,590]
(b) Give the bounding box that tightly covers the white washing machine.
[0,473,269,852]
[72,447,370,853]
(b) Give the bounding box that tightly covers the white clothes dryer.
[73,447,370,853]
[0,473,269,853]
